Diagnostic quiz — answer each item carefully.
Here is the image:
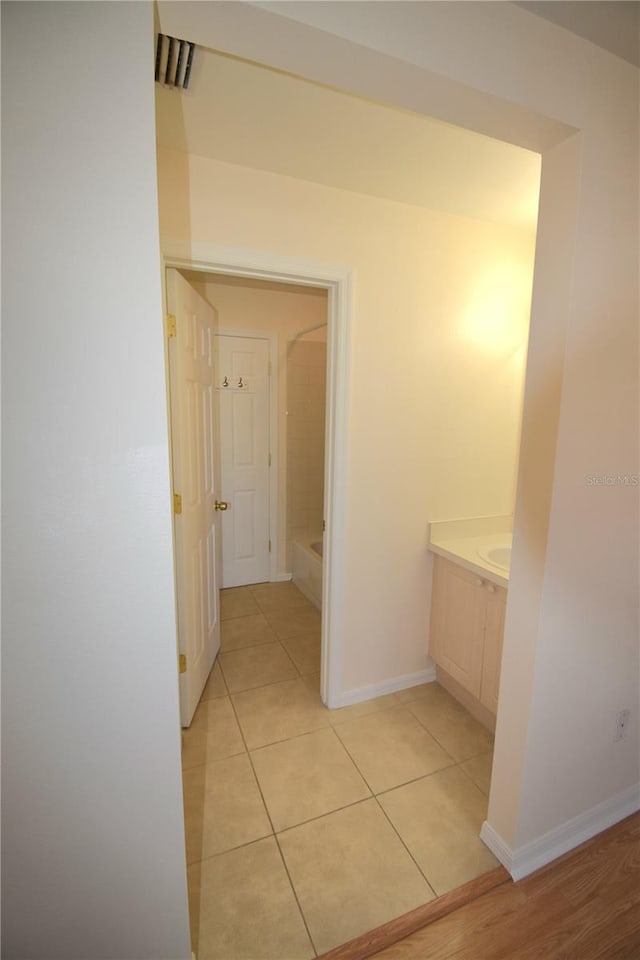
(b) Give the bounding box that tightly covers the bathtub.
[292,536,323,610]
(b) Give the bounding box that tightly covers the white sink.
[477,543,512,572]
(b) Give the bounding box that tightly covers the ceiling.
[515,1,640,67]
[156,47,541,230]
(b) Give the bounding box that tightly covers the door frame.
[216,328,279,585]
[162,241,352,710]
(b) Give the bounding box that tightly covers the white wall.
[191,277,327,575]
[158,148,536,694]
[1,4,190,958]
[156,0,639,866]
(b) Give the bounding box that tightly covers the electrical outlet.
[614,709,631,742]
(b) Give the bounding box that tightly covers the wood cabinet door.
[429,557,486,698]
[480,584,507,713]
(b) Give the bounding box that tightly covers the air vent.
[155,33,195,90]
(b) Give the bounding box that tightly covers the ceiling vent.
[155,34,195,90]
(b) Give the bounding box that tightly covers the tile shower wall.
[286,340,327,568]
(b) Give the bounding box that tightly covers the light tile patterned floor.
[182,583,497,960]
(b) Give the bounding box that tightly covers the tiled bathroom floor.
[182,582,498,960]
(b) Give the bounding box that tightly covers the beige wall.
[158,148,536,692]
[193,277,327,575]
[287,340,327,565]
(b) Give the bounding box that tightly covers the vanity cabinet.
[429,556,506,714]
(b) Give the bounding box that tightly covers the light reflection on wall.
[459,259,534,357]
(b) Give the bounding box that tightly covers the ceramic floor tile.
[181,697,246,770]
[325,692,400,727]
[263,606,321,641]
[221,587,260,621]
[302,672,321,694]
[183,754,272,863]
[282,634,321,676]
[200,659,227,701]
[252,584,314,616]
[251,728,371,831]
[219,643,298,693]
[408,685,494,761]
[232,678,330,750]
[278,799,435,954]
[378,765,499,896]
[188,837,314,960]
[460,751,494,796]
[395,682,435,704]
[220,614,278,652]
[249,580,305,599]
[334,706,454,793]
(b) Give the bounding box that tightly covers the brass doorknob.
[214,500,229,511]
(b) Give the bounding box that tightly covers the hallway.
[183,582,498,959]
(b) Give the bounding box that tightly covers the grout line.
[326,727,439,899]
[373,793,438,900]
[249,723,339,758]
[240,721,330,753]
[278,637,307,678]
[373,762,459,800]
[185,830,275,869]
[220,652,307,696]
[273,793,375,839]
[229,674,324,701]
[273,834,319,957]
[213,655,229,698]
[327,729,377,799]
[329,715,460,897]
[403,701,480,761]
[220,638,279,654]
[220,611,262,622]
[227,689,319,957]
[455,754,493,798]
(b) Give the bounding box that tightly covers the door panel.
[429,557,485,698]
[167,269,221,726]
[217,336,270,587]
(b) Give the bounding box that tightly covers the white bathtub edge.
[291,538,323,610]
[337,663,437,708]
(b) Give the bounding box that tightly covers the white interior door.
[167,269,221,727]
[217,335,271,587]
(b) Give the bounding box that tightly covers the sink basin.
[477,543,512,572]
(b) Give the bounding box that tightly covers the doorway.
[163,246,352,713]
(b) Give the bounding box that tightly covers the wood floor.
[320,812,640,960]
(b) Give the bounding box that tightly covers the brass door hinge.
[166,314,177,338]
[268,539,272,553]
[179,653,187,674]
[268,360,272,376]
[173,493,182,514]
[268,452,272,467]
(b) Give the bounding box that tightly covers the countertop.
[427,515,512,588]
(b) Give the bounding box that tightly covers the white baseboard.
[481,782,640,881]
[338,664,436,708]
[273,572,293,582]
